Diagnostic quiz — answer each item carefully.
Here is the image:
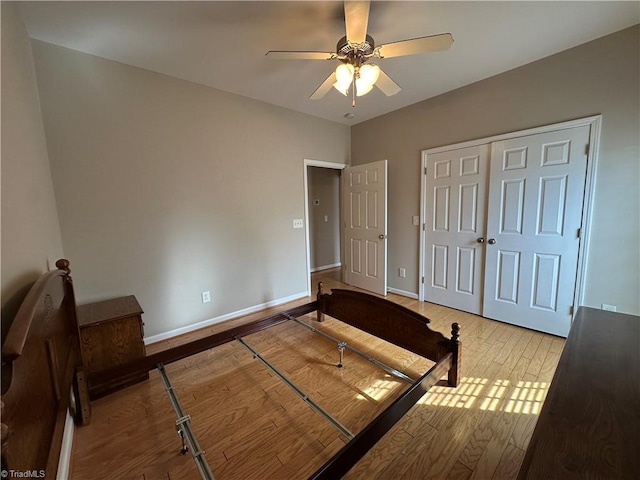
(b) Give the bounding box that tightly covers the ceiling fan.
[265,0,453,105]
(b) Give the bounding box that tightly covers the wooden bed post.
[56,258,92,425]
[56,258,71,278]
[316,282,325,322]
[448,323,461,387]
[1,400,7,472]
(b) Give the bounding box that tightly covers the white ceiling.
[17,1,640,125]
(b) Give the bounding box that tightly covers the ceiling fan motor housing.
[337,34,375,64]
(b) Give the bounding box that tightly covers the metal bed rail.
[157,362,216,480]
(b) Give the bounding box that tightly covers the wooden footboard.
[309,282,461,478]
[317,282,461,386]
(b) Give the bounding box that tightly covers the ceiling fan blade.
[344,0,370,44]
[266,51,335,60]
[375,69,401,96]
[310,72,337,100]
[378,33,454,58]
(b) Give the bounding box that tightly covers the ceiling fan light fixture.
[355,81,374,96]
[360,64,380,85]
[355,64,380,96]
[333,63,355,95]
[333,81,350,96]
[335,63,355,84]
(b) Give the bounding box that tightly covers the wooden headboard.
[1,259,89,475]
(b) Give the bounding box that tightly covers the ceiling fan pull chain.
[352,78,356,107]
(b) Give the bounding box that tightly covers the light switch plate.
[293,219,304,229]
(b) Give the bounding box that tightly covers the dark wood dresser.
[77,295,149,399]
[517,307,640,479]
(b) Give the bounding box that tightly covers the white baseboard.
[56,410,74,479]
[310,262,341,273]
[387,287,419,300]
[144,291,308,345]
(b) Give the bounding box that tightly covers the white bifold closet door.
[425,145,490,315]
[425,125,591,337]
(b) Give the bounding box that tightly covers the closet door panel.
[483,126,590,337]
[424,145,489,315]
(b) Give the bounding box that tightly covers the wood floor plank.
[525,336,552,376]
[343,425,413,480]
[520,334,543,360]
[492,443,526,480]
[447,461,473,480]
[369,421,439,480]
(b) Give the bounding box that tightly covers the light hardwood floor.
[70,269,564,479]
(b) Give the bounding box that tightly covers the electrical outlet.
[399,268,406,278]
[293,219,304,229]
[202,291,211,303]
[601,303,616,312]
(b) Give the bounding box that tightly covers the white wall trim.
[144,291,308,345]
[418,154,428,302]
[56,410,75,480]
[424,115,603,155]
[303,159,348,296]
[574,115,602,309]
[419,115,602,310]
[387,287,419,300]
[310,262,342,273]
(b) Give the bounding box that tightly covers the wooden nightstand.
[77,295,149,399]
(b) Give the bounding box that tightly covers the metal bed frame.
[91,282,461,479]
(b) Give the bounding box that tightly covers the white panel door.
[424,145,490,314]
[483,126,590,336]
[344,160,388,295]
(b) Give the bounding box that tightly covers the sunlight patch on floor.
[355,375,401,402]
[417,377,548,415]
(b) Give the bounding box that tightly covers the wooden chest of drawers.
[77,295,149,399]
[517,307,640,479]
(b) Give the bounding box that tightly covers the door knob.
[488,238,496,245]
[378,234,386,240]
[477,237,485,244]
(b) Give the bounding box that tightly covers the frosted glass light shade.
[360,64,380,85]
[335,63,355,83]
[333,81,350,96]
[355,81,374,96]
[333,63,354,95]
[355,64,380,96]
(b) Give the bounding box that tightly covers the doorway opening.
[303,159,347,296]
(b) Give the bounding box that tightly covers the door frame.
[303,159,348,296]
[418,115,602,316]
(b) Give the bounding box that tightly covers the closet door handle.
[488,238,496,245]
[477,237,485,244]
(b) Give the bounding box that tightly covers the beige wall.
[31,41,350,339]
[1,4,65,340]
[308,167,341,270]
[352,26,640,315]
